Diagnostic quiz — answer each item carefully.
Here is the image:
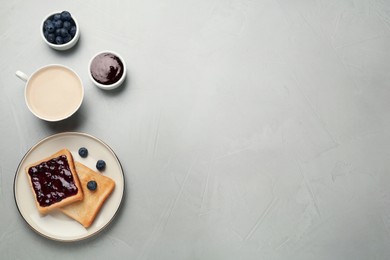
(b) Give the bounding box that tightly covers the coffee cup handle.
[15,71,29,82]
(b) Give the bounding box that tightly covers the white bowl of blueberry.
[41,11,79,51]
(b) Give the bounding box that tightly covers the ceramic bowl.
[88,50,126,90]
[41,11,80,51]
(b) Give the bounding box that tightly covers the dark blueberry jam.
[90,52,124,85]
[28,155,78,207]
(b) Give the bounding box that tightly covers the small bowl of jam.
[88,50,126,90]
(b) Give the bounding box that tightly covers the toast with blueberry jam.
[25,148,84,215]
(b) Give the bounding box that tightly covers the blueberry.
[55,28,61,36]
[54,19,63,29]
[55,36,64,44]
[87,180,97,191]
[60,28,69,37]
[96,160,106,171]
[45,22,55,33]
[63,21,71,31]
[53,13,62,21]
[44,19,52,27]
[47,33,56,43]
[69,26,77,37]
[78,147,88,158]
[61,11,72,21]
[63,35,72,43]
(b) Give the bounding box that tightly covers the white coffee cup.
[15,64,84,122]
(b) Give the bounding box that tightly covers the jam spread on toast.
[28,155,78,207]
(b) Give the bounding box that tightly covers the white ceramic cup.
[15,64,84,122]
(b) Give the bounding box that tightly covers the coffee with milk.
[23,65,83,121]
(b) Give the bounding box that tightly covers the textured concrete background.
[1,0,390,259]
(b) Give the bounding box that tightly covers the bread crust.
[60,162,115,228]
[25,148,83,215]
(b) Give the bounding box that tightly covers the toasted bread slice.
[25,148,83,215]
[60,162,115,228]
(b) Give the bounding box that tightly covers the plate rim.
[13,131,125,242]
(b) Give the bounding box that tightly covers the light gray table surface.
[1,0,390,259]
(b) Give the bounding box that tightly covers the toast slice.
[60,162,115,228]
[25,148,84,215]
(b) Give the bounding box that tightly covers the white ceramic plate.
[14,132,125,242]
